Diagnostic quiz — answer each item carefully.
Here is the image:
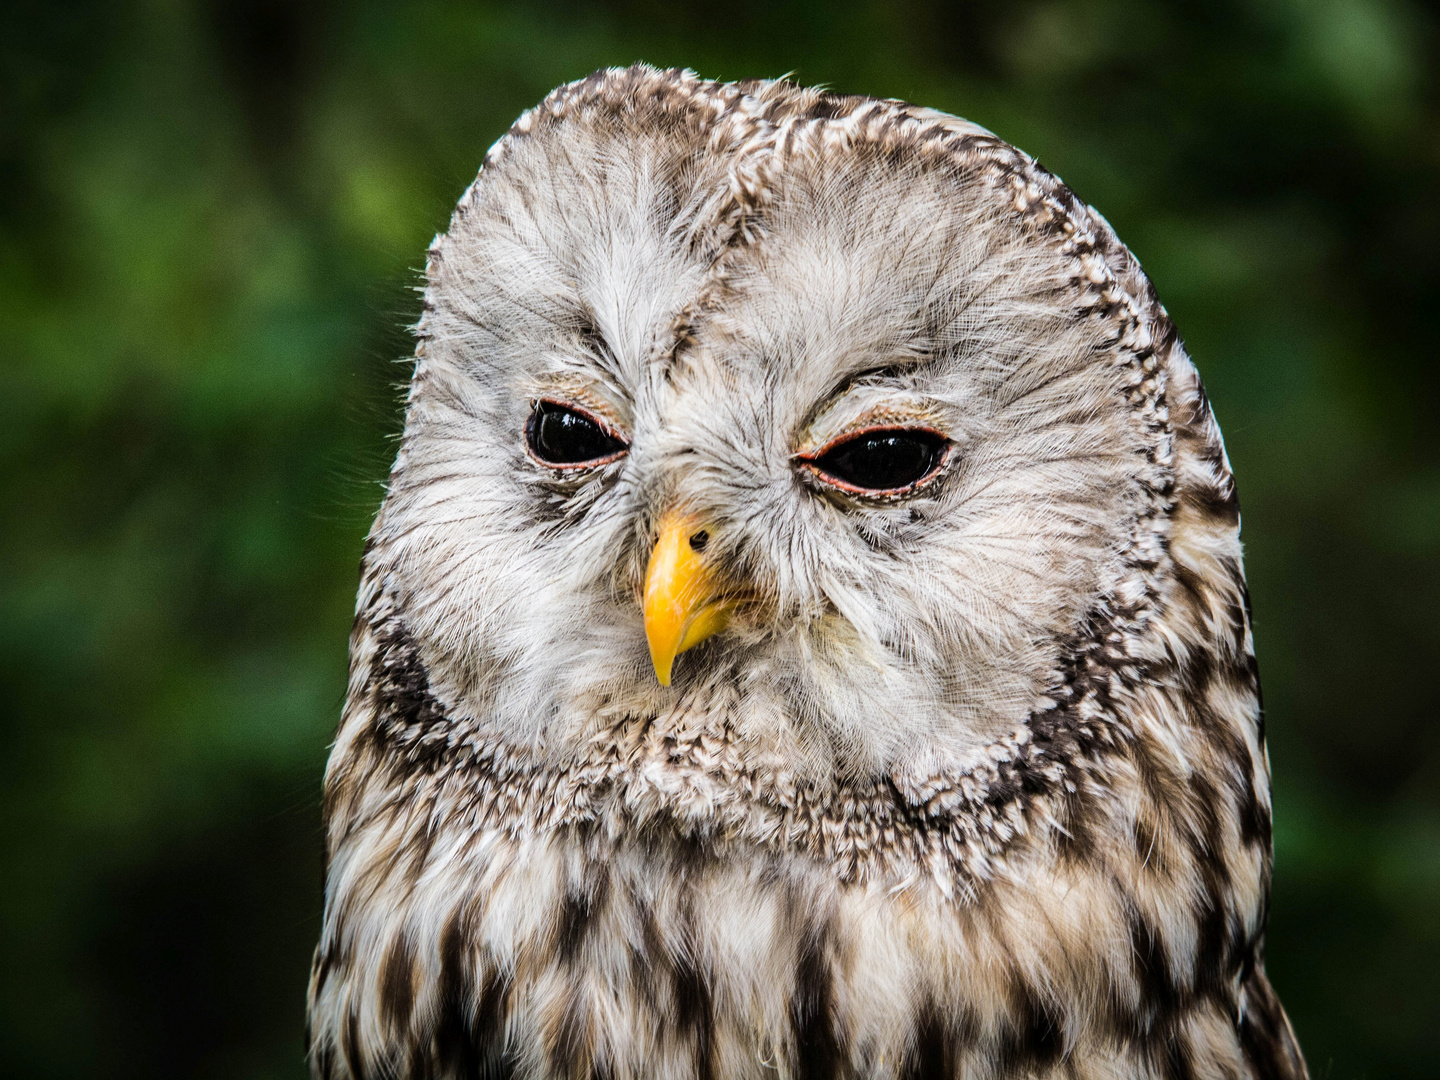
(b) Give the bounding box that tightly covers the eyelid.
[793,423,952,496]
[525,398,631,471]
[792,422,950,463]
[794,387,940,454]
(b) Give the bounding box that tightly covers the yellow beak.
[643,511,736,686]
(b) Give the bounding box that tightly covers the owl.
[306,66,1308,1080]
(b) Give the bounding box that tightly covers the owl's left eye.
[526,400,628,467]
[801,427,949,494]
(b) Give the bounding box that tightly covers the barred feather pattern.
[307,67,1307,1080]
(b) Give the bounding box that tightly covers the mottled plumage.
[307,66,1307,1080]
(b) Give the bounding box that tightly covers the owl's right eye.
[525,400,629,467]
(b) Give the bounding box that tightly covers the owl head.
[363,65,1208,793]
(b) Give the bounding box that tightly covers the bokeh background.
[3,0,1438,1076]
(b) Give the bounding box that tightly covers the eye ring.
[525,398,630,470]
[796,424,951,496]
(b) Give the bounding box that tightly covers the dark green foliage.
[1,1,1436,1076]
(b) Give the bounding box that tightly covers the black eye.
[805,428,948,493]
[526,401,628,467]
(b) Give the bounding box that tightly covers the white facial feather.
[381,80,1150,780]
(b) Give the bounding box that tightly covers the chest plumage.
[306,65,1306,1080]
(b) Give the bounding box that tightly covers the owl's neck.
[328,576,1213,897]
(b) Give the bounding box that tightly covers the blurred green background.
[2,0,1438,1076]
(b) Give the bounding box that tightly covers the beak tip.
[648,642,675,687]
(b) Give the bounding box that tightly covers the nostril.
[689,530,710,553]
